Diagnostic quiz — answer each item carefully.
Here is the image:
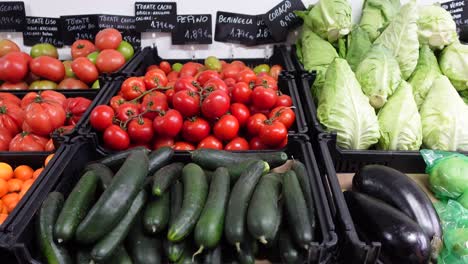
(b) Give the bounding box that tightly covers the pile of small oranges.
[0,154,53,224]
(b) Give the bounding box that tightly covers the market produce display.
[0,91,91,151]
[36,147,317,263]
[89,59,293,151]
[296,0,468,151]
[0,28,134,90]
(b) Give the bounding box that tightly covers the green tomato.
[29,80,57,90]
[172,63,183,72]
[30,43,58,59]
[63,60,75,78]
[117,41,134,62]
[87,51,99,64]
[92,80,100,89]
[204,56,221,71]
[254,64,270,74]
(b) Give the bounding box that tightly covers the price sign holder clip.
[190,45,196,59]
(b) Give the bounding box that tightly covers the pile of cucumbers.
[36,146,317,264]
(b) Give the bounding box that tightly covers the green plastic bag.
[421,149,468,200]
[434,200,468,264]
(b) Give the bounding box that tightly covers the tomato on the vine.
[230,103,250,127]
[251,86,277,110]
[231,82,252,104]
[197,136,223,150]
[246,113,267,136]
[237,68,256,84]
[121,77,147,100]
[144,69,168,88]
[127,117,153,144]
[221,64,241,80]
[153,137,174,149]
[103,125,130,150]
[173,141,195,150]
[269,107,295,130]
[172,90,200,118]
[116,103,139,122]
[180,62,202,77]
[213,115,239,141]
[174,76,198,93]
[259,120,287,147]
[275,94,293,107]
[224,77,236,89]
[141,91,168,119]
[110,95,126,112]
[182,117,210,143]
[165,89,175,107]
[167,71,179,82]
[203,78,229,94]
[225,137,249,150]
[201,90,230,119]
[153,109,183,138]
[197,70,221,86]
[255,75,278,90]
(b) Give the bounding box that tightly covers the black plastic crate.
[289,44,316,80]
[317,133,381,264]
[0,135,337,264]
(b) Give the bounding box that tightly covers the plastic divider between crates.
[317,133,381,264]
[3,135,336,264]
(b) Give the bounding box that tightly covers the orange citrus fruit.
[14,165,33,181]
[0,163,13,181]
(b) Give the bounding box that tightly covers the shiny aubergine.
[352,165,442,255]
[344,191,431,264]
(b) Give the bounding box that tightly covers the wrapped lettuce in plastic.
[408,45,442,109]
[295,0,352,43]
[417,5,457,50]
[355,45,402,109]
[345,26,373,71]
[440,42,468,91]
[375,0,419,80]
[377,81,422,150]
[317,58,380,150]
[420,76,468,151]
[359,0,401,41]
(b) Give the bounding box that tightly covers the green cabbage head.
[298,26,338,72]
[417,5,457,50]
[345,26,372,71]
[439,42,468,92]
[359,0,401,41]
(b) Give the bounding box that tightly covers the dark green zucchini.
[84,163,114,190]
[279,229,305,264]
[151,162,184,196]
[202,245,222,264]
[191,149,287,170]
[292,161,316,231]
[104,245,133,264]
[143,191,170,234]
[237,236,258,264]
[164,180,186,262]
[148,147,174,175]
[203,160,258,183]
[127,212,162,264]
[76,248,92,264]
[97,146,150,171]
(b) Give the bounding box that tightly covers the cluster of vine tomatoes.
[90,58,295,151]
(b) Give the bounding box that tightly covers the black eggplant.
[344,191,431,264]
[353,165,442,256]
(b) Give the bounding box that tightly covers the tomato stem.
[129,86,171,103]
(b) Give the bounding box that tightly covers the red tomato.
[144,69,168,88]
[159,61,172,74]
[128,117,153,144]
[172,90,200,118]
[21,90,66,109]
[251,86,277,110]
[116,103,139,122]
[0,39,20,57]
[174,76,198,93]
[54,125,74,136]
[0,128,12,150]
[103,125,130,150]
[255,75,278,90]
[197,70,221,85]
[0,82,28,90]
[9,132,48,151]
[249,137,266,150]
[96,49,126,73]
[173,141,195,151]
[224,77,236,90]
[153,109,183,138]
[19,52,32,65]
[110,95,126,112]
[167,71,179,82]
[213,115,239,141]
[57,78,89,89]
[231,82,252,104]
[0,103,24,136]
[197,136,223,150]
[95,28,122,50]
[275,94,293,107]
[153,137,174,149]
[90,105,114,131]
[221,64,241,79]
[237,68,256,84]
[203,78,229,94]
[246,113,267,136]
[0,52,28,83]
[276,137,288,149]
[121,77,147,100]
[269,107,295,130]
[45,138,55,151]
[230,103,250,127]
[180,62,202,77]
[0,92,21,106]
[225,137,249,150]
[182,117,210,143]
[23,100,66,136]
[29,56,65,82]
[64,97,92,125]
[141,91,168,119]
[71,40,97,59]
[71,57,99,84]
[259,121,287,147]
[201,90,230,119]
[270,65,282,80]
[147,65,159,72]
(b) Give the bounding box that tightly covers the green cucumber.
[168,163,208,242]
[104,245,133,264]
[225,161,268,250]
[279,229,305,264]
[283,170,313,249]
[148,147,174,175]
[76,150,149,244]
[292,161,316,233]
[143,191,170,234]
[97,146,150,170]
[54,171,99,244]
[203,160,260,183]
[176,246,200,264]
[237,236,258,264]
[84,163,114,190]
[194,167,230,256]
[165,180,186,262]
[127,212,162,264]
[191,149,287,170]
[202,245,222,264]
[91,191,147,262]
[76,248,92,264]
[204,170,214,182]
[247,173,282,244]
[36,192,72,264]
[151,162,184,196]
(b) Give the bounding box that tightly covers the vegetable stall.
[0,0,467,263]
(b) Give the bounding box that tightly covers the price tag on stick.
[98,15,141,48]
[23,17,63,47]
[214,11,257,46]
[60,15,99,45]
[0,1,26,32]
[135,2,176,32]
[263,0,305,41]
[172,14,212,45]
